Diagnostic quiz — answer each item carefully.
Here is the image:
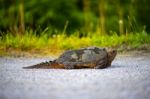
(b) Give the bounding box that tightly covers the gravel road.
[0,52,150,99]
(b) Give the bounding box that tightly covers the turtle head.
[107,49,117,66]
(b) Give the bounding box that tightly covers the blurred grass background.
[0,0,150,55]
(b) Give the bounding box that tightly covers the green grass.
[0,31,150,56]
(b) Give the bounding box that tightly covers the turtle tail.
[23,60,64,69]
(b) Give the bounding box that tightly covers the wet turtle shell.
[55,46,108,69]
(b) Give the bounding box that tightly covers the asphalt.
[0,52,150,99]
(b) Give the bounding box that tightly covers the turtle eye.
[112,50,116,53]
[113,50,117,54]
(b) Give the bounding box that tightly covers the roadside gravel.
[0,53,150,99]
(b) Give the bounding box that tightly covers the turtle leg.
[94,59,107,69]
[63,62,75,69]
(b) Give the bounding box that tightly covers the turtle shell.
[55,47,108,65]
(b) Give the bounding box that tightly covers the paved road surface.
[0,53,150,99]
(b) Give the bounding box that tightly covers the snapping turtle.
[23,46,117,69]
